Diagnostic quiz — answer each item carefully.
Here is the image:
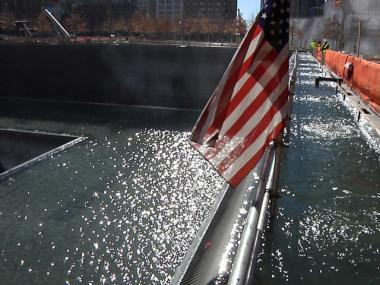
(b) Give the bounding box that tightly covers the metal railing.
[227,51,299,285]
[172,52,299,285]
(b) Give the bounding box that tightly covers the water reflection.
[255,53,380,285]
[0,128,224,284]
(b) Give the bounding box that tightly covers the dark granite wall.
[0,44,235,109]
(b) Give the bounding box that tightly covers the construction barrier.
[315,47,323,62]
[323,50,380,116]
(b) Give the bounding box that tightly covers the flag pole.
[227,142,276,285]
[184,1,291,283]
[228,52,299,285]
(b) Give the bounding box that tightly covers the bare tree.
[236,10,247,36]
[144,17,156,36]
[34,13,52,34]
[0,11,15,32]
[129,10,151,36]
[182,17,197,40]
[247,11,258,27]
[64,13,88,34]
[99,10,114,34]
[112,18,129,34]
[223,19,235,42]
[199,17,212,41]
[156,17,173,36]
[172,18,182,39]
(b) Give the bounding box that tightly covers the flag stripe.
[231,41,274,100]
[223,28,264,93]
[204,44,279,144]
[215,91,289,173]
[227,118,287,186]
[223,59,289,139]
[203,48,288,160]
[204,30,265,140]
[226,45,289,119]
[227,48,278,113]
[205,68,288,162]
[196,26,263,143]
[222,104,289,182]
[219,49,289,138]
[190,0,289,187]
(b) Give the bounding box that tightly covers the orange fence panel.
[324,50,380,115]
[344,55,356,86]
[325,50,334,67]
[316,47,322,62]
[334,52,348,78]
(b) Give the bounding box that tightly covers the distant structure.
[0,0,61,19]
[183,0,237,20]
[135,0,155,17]
[0,1,138,20]
[290,0,380,57]
[333,0,380,56]
[135,0,150,13]
[155,0,183,18]
[134,0,183,19]
[289,0,326,50]
[290,0,325,18]
[78,0,136,20]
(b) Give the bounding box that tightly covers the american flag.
[190,0,290,188]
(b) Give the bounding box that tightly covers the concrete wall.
[0,43,235,109]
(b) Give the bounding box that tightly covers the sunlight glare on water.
[255,53,380,285]
[0,127,225,285]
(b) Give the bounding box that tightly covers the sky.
[238,0,261,20]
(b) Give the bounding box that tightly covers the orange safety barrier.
[323,50,380,116]
[325,50,348,78]
[344,55,356,86]
[324,50,334,68]
[315,47,323,62]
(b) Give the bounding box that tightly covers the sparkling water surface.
[1,53,379,285]
[255,54,380,284]
[0,104,225,284]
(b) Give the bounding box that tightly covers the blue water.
[255,54,380,284]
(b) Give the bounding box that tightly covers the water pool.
[255,54,380,285]
[0,100,225,284]
[1,53,379,285]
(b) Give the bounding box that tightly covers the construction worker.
[321,39,330,52]
[321,39,330,64]
[310,39,318,56]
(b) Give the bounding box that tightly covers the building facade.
[0,0,61,18]
[0,0,137,19]
[135,0,183,19]
[155,0,182,18]
[291,0,325,18]
[183,0,237,20]
[135,0,154,16]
